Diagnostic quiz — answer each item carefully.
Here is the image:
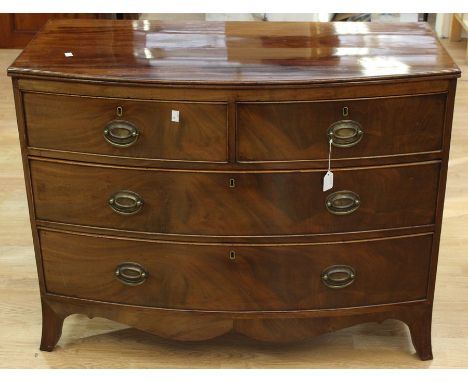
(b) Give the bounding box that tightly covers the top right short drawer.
[237,93,446,162]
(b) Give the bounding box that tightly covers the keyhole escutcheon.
[229,250,236,260]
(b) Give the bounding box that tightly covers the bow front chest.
[8,19,460,360]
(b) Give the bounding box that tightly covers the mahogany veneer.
[41,230,432,311]
[8,19,460,360]
[24,93,229,162]
[237,94,446,162]
[30,159,440,236]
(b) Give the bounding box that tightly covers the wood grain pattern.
[43,292,421,338]
[237,93,446,162]
[7,20,461,84]
[41,294,434,360]
[17,78,452,171]
[30,159,440,237]
[17,76,452,98]
[24,92,228,163]
[40,229,433,311]
[2,40,468,367]
[0,14,101,49]
[42,295,235,346]
[34,220,436,245]
[5,20,461,361]
[233,302,432,352]
[39,297,65,351]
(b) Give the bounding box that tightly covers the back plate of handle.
[321,265,356,289]
[328,120,363,148]
[325,190,360,215]
[104,120,139,147]
[115,262,148,286]
[108,190,143,215]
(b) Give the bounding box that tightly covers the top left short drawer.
[23,93,228,163]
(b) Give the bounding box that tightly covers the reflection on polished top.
[8,19,461,84]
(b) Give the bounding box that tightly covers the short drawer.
[23,93,228,162]
[31,159,440,237]
[237,94,446,162]
[40,230,432,311]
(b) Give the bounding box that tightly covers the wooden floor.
[1,40,468,368]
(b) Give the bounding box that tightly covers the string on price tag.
[323,138,334,192]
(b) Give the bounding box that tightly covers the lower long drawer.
[40,230,432,311]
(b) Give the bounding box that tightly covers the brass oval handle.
[104,120,139,148]
[321,265,356,289]
[327,120,363,148]
[108,190,143,215]
[325,190,360,215]
[115,262,148,286]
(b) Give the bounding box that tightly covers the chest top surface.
[8,19,460,85]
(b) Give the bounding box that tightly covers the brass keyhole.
[229,178,236,188]
[229,250,236,260]
[117,106,123,117]
[342,106,349,117]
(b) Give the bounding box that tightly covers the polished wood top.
[8,19,460,85]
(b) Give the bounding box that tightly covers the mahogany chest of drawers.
[8,20,460,360]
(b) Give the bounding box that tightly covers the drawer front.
[31,160,439,236]
[24,93,228,162]
[40,230,432,310]
[238,94,446,162]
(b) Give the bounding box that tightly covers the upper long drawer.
[237,94,446,162]
[23,93,228,163]
[30,159,439,237]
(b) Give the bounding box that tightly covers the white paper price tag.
[171,110,180,123]
[323,170,334,192]
[323,138,334,192]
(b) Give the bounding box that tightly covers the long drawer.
[23,93,228,162]
[40,230,432,311]
[237,93,446,162]
[31,159,440,236]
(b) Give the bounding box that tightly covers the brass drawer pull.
[325,190,360,215]
[115,262,148,286]
[327,120,363,148]
[321,265,356,289]
[108,190,143,215]
[104,120,139,147]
